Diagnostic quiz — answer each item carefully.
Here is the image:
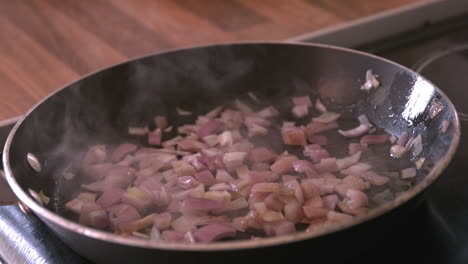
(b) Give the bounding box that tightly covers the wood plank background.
[0,0,420,120]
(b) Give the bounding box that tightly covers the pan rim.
[2,41,461,252]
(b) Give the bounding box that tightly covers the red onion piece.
[148,129,162,146]
[282,126,307,145]
[197,119,224,139]
[316,157,339,173]
[390,145,408,158]
[284,179,304,204]
[162,230,185,242]
[248,170,276,183]
[112,143,137,162]
[213,198,249,214]
[362,171,389,185]
[78,202,101,226]
[176,176,200,190]
[264,193,285,212]
[345,189,368,209]
[215,169,234,183]
[300,179,320,199]
[177,138,208,152]
[119,213,156,233]
[82,145,107,166]
[108,204,142,231]
[82,166,136,192]
[429,98,444,119]
[251,183,293,196]
[195,170,216,186]
[264,221,296,236]
[292,105,309,118]
[65,199,85,214]
[121,187,152,213]
[322,195,339,210]
[336,152,361,170]
[303,206,329,219]
[338,124,370,138]
[303,144,330,163]
[284,201,303,223]
[171,160,196,176]
[292,160,319,178]
[340,162,372,175]
[154,212,172,230]
[271,155,298,175]
[89,210,109,229]
[327,211,353,223]
[181,198,223,213]
[312,112,341,123]
[307,178,340,195]
[96,188,124,209]
[194,223,236,242]
[397,132,409,146]
[348,143,367,155]
[401,167,417,179]
[360,134,390,145]
[223,152,247,170]
[315,98,327,113]
[305,121,338,137]
[335,176,370,196]
[441,119,450,133]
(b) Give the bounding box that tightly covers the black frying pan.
[2,43,460,263]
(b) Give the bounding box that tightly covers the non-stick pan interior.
[6,43,457,231]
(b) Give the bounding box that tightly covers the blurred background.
[0,0,419,121]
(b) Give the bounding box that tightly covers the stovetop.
[2,11,468,264]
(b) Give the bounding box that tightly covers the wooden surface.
[0,0,421,120]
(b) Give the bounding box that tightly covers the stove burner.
[413,44,468,122]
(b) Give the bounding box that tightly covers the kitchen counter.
[0,0,421,120]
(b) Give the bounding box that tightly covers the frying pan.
[2,42,460,263]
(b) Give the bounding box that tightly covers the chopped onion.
[282,126,307,145]
[338,124,370,138]
[283,201,303,222]
[401,167,417,179]
[315,98,327,113]
[223,152,247,170]
[218,131,233,146]
[292,105,309,118]
[194,223,237,242]
[415,158,426,169]
[305,121,338,137]
[312,112,341,123]
[360,69,380,91]
[411,134,423,157]
[340,162,372,175]
[390,145,408,158]
[336,152,361,170]
[271,155,298,175]
[429,98,444,119]
[360,134,389,145]
[303,144,330,163]
[397,132,409,146]
[440,119,450,133]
